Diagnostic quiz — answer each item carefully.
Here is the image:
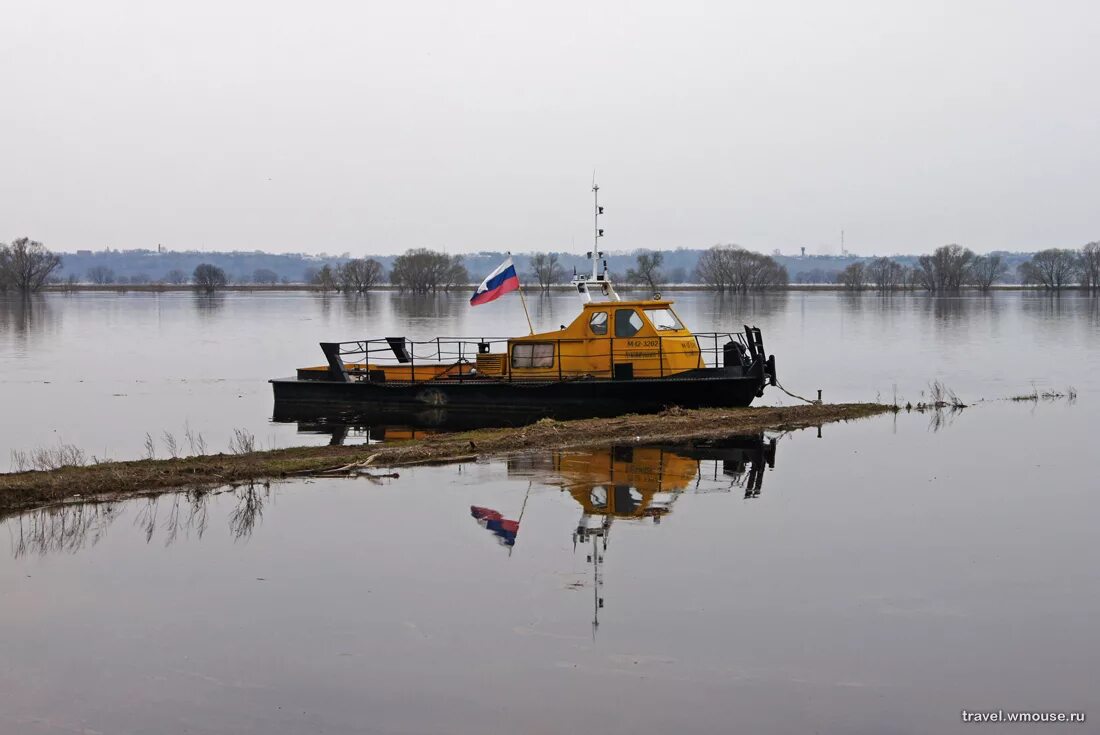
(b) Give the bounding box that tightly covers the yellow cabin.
[486,298,702,381]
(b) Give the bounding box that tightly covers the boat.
[271,187,777,422]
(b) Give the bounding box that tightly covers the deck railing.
[320,331,756,383]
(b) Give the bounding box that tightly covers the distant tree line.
[833,242,1100,292]
[12,239,1100,294]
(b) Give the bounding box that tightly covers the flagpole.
[509,252,535,335]
[517,284,534,335]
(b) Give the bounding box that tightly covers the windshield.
[643,308,685,331]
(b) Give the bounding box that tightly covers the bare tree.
[390,249,468,292]
[529,252,564,291]
[310,264,338,291]
[625,251,664,290]
[252,268,279,285]
[915,244,975,291]
[1017,248,1081,290]
[441,256,469,290]
[738,251,787,290]
[695,245,735,290]
[837,262,867,290]
[192,263,228,293]
[87,266,116,284]
[865,257,905,291]
[163,269,188,285]
[0,238,62,293]
[1080,242,1100,293]
[695,245,786,291]
[969,254,1008,291]
[336,258,384,292]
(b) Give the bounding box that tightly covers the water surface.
[1,289,1097,733]
[1,409,1096,734]
[1,290,1096,460]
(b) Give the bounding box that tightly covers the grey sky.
[2,0,1097,256]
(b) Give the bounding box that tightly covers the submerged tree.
[866,257,905,291]
[389,249,468,292]
[192,263,228,293]
[1017,248,1081,290]
[311,264,339,291]
[529,252,564,291]
[916,244,975,292]
[0,237,63,293]
[1079,242,1100,293]
[695,245,787,291]
[625,251,664,291]
[837,262,867,290]
[337,258,384,292]
[87,265,116,284]
[969,254,1009,291]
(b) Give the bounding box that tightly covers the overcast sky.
[2,1,1097,256]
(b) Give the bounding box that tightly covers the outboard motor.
[723,340,748,368]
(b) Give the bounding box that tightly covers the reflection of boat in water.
[518,436,777,538]
[500,434,778,630]
[271,186,776,423]
[288,419,438,445]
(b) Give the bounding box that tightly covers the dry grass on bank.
[0,402,891,516]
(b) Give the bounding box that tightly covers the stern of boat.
[729,326,776,397]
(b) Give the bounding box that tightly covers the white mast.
[571,178,619,302]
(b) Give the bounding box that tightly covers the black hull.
[271,368,767,425]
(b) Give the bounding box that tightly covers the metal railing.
[318,331,754,383]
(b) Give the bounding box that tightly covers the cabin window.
[512,342,555,369]
[643,308,684,331]
[614,309,645,338]
[589,311,608,335]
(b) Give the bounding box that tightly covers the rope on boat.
[774,380,821,405]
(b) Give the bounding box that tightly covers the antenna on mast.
[592,177,603,281]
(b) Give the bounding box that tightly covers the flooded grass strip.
[0,403,891,514]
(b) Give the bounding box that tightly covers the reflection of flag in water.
[470,505,520,547]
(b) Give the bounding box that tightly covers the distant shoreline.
[34,283,1059,294]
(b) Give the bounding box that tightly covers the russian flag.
[470,257,521,306]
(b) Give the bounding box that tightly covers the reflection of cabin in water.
[506,436,778,631]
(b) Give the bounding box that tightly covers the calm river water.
[1,290,1098,734]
